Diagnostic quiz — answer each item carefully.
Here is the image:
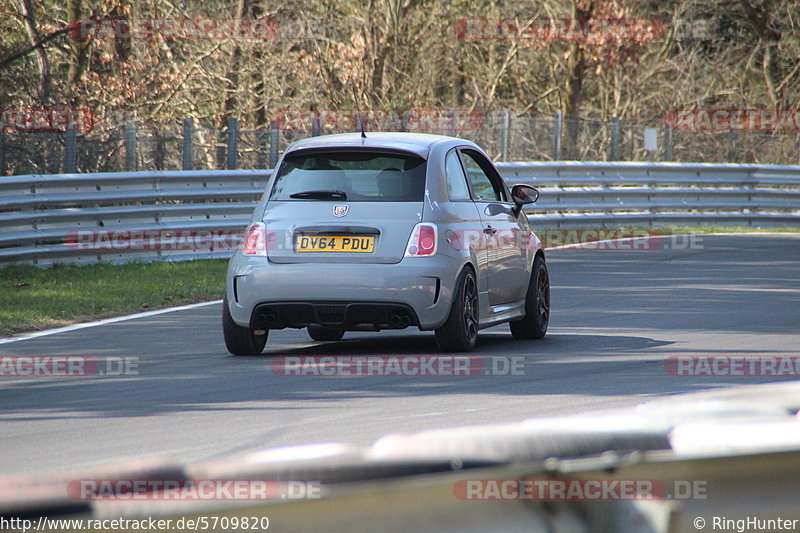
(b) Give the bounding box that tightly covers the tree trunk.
[562,1,593,160]
[251,1,267,128]
[67,0,89,96]
[19,0,51,103]
[218,0,250,169]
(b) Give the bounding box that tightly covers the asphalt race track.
[1,234,799,477]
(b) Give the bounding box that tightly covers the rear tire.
[222,294,268,355]
[435,267,479,352]
[307,326,345,341]
[510,255,550,340]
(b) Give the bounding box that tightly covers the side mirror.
[511,184,539,215]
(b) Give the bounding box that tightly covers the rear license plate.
[295,235,375,253]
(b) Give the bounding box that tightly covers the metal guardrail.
[1,162,799,265]
[500,161,800,227]
[0,170,267,265]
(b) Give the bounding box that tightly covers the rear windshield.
[270,150,427,202]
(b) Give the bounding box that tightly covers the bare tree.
[18,0,51,102]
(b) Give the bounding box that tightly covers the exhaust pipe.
[389,315,411,328]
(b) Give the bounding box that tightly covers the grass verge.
[0,259,228,337]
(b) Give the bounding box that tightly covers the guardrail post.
[64,125,77,173]
[182,118,193,170]
[125,120,137,171]
[663,125,673,161]
[447,108,457,137]
[226,117,238,170]
[311,116,322,137]
[552,111,562,160]
[269,120,280,168]
[0,122,7,176]
[256,127,267,169]
[609,116,620,161]
[499,109,510,161]
[727,128,738,163]
[355,115,363,134]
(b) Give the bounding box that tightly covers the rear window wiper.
[289,190,348,200]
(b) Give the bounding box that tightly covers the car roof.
[284,132,476,159]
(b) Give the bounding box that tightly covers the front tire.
[510,255,550,340]
[435,267,479,352]
[307,326,345,341]
[222,294,268,355]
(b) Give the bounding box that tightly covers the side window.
[444,149,471,200]
[460,150,503,202]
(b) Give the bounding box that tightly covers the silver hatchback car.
[223,132,549,354]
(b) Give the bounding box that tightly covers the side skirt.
[478,300,526,330]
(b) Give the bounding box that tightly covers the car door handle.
[483,225,497,235]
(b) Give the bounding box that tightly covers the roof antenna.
[354,89,366,138]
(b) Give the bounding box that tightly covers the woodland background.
[1,0,798,170]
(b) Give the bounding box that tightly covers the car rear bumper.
[226,253,462,330]
[250,301,419,330]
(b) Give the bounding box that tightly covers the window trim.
[444,148,473,202]
[457,148,509,203]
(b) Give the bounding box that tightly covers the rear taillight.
[242,222,267,255]
[405,223,438,257]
